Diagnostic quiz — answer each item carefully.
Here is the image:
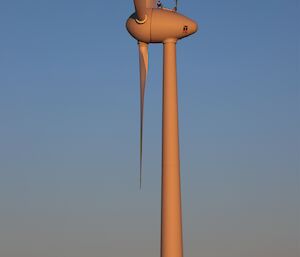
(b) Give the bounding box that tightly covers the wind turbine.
[126,1,198,257]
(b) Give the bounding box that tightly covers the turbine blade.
[138,41,148,189]
[146,0,156,8]
[134,0,147,22]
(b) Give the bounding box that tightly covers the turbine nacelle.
[126,8,198,43]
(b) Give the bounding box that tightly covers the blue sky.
[0,1,299,257]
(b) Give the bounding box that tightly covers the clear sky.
[0,1,299,257]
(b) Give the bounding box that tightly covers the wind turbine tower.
[126,1,198,257]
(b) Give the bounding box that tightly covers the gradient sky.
[0,1,299,257]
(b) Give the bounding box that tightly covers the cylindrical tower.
[161,39,183,257]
